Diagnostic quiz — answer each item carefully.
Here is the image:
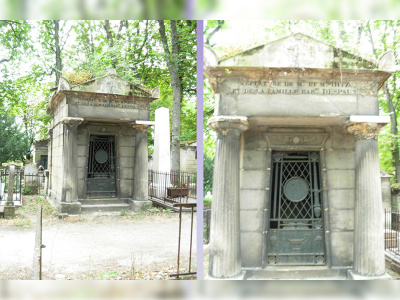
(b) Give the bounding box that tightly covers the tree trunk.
[158,20,182,172]
[384,83,400,182]
[54,20,62,86]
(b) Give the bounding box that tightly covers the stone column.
[131,121,154,212]
[48,128,53,193]
[207,116,249,279]
[61,117,83,214]
[346,116,390,279]
[4,165,16,218]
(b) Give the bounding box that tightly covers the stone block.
[328,189,355,209]
[120,167,134,180]
[329,208,354,231]
[236,94,357,117]
[129,200,152,212]
[218,95,238,115]
[240,189,266,210]
[330,231,353,267]
[77,133,88,146]
[357,96,379,115]
[242,150,267,170]
[240,170,266,190]
[119,179,133,198]
[326,170,355,189]
[240,210,263,232]
[77,145,87,157]
[330,129,354,149]
[325,150,355,170]
[119,136,134,147]
[3,203,15,218]
[242,131,266,151]
[60,201,81,215]
[119,157,134,168]
[119,146,135,157]
[240,232,263,268]
[77,157,87,169]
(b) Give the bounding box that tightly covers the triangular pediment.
[218,33,377,70]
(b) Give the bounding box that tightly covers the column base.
[129,200,152,212]
[347,270,392,280]
[3,202,15,218]
[206,271,246,280]
[60,202,81,215]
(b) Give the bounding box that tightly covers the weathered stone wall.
[48,98,67,208]
[180,146,196,173]
[75,124,136,200]
[239,126,356,269]
[215,76,379,118]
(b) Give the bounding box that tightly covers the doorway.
[266,151,325,265]
[86,135,116,198]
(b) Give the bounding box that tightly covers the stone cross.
[153,107,171,173]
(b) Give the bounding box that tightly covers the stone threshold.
[149,197,197,212]
[243,266,349,280]
[385,250,400,275]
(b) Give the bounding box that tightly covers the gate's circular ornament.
[284,177,309,202]
[95,149,108,163]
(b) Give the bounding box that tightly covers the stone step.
[79,198,127,205]
[80,203,130,213]
[244,266,348,280]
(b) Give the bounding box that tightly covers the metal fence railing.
[23,173,45,196]
[0,168,23,204]
[384,209,400,255]
[148,170,196,203]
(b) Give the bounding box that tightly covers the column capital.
[208,116,249,137]
[345,115,389,140]
[132,121,154,132]
[61,117,84,128]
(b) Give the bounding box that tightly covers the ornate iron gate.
[86,135,116,198]
[266,151,325,265]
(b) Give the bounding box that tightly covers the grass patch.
[13,217,31,227]
[19,196,58,217]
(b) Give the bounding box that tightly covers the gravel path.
[0,212,196,279]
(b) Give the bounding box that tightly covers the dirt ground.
[0,196,197,280]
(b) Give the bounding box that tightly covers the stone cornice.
[345,115,390,140]
[208,116,249,136]
[205,67,393,92]
[61,117,84,128]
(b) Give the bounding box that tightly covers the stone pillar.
[207,116,249,279]
[4,165,16,218]
[131,121,153,212]
[61,117,83,214]
[346,116,390,279]
[48,128,53,193]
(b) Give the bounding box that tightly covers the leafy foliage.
[0,111,30,163]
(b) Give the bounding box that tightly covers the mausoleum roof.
[206,33,396,73]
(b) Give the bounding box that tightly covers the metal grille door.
[86,135,116,198]
[266,151,325,265]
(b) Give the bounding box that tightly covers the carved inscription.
[224,80,375,96]
[70,97,142,110]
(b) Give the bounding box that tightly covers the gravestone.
[153,107,171,173]
[24,162,38,194]
[4,165,16,218]
[151,107,171,198]
[205,33,396,280]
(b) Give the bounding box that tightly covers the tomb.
[47,70,159,214]
[204,33,396,279]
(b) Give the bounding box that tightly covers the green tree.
[0,111,30,163]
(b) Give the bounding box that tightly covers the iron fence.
[23,173,45,196]
[148,170,196,203]
[384,209,400,255]
[0,168,23,204]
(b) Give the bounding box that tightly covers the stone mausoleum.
[47,70,159,214]
[205,33,396,279]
